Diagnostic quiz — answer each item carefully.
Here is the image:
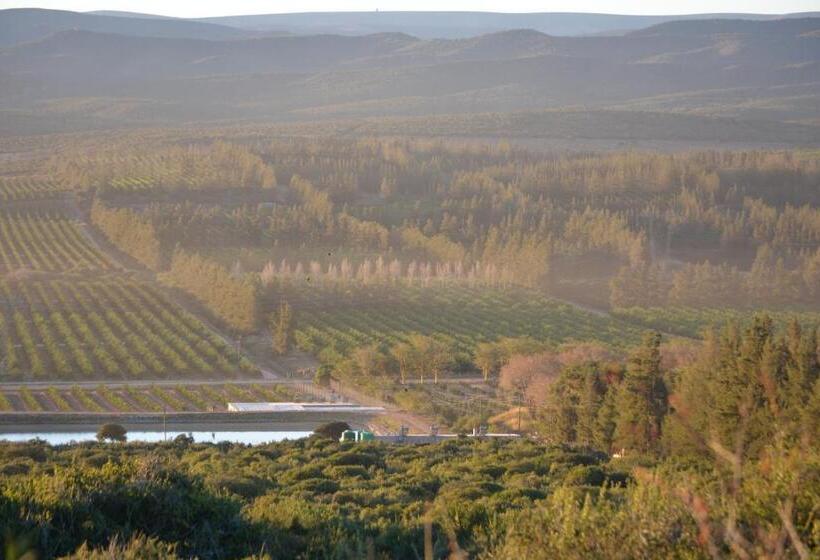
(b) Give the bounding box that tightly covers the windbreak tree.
[272,301,293,355]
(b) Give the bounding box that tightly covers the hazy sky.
[2,0,818,18]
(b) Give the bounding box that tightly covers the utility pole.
[517,392,522,433]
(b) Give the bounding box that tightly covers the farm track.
[0,376,480,390]
[67,196,130,272]
[329,380,433,433]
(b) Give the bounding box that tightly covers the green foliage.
[80,142,819,313]
[313,421,351,440]
[0,208,112,272]
[162,250,260,333]
[494,484,701,559]
[0,278,245,381]
[271,301,293,355]
[530,315,819,463]
[612,332,667,454]
[291,284,642,369]
[61,534,180,559]
[541,362,610,447]
[96,423,127,442]
[613,306,820,339]
[59,141,275,194]
[663,315,819,458]
[91,200,164,270]
[0,435,814,559]
[0,439,625,559]
[314,364,333,387]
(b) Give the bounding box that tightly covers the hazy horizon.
[1,1,818,18]
[0,4,818,559]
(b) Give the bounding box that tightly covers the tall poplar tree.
[272,302,293,356]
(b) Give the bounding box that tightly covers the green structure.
[339,430,375,443]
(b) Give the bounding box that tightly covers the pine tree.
[612,332,667,454]
[660,330,719,457]
[542,363,607,446]
[576,365,607,447]
[595,386,618,452]
[708,315,787,456]
[783,322,819,427]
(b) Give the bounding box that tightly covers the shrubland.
[0,422,815,559]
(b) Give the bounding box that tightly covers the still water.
[0,431,312,445]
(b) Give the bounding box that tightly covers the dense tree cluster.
[528,317,818,458]
[82,140,818,311]
[610,246,820,309]
[161,251,260,333]
[91,200,164,270]
[258,256,526,289]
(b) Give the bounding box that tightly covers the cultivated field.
[0,278,256,381]
[613,306,820,338]
[0,209,111,272]
[0,383,313,413]
[291,284,645,361]
[0,177,70,202]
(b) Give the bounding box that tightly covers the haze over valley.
[0,5,818,559]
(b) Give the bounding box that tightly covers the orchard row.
[0,383,309,413]
[292,284,645,361]
[0,278,256,381]
[0,210,111,272]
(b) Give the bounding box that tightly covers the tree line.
[520,316,818,458]
[81,139,818,310]
[161,251,260,333]
[91,200,164,270]
[610,245,820,309]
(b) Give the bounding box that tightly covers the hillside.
[0,16,818,142]
[0,8,251,47]
[352,110,820,144]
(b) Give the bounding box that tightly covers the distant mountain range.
[2,8,818,47]
[0,8,252,47]
[0,9,818,144]
[197,10,820,39]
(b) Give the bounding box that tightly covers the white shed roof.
[227,402,384,413]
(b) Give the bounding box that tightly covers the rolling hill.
[0,8,252,47]
[198,10,820,39]
[0,13,817,144]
